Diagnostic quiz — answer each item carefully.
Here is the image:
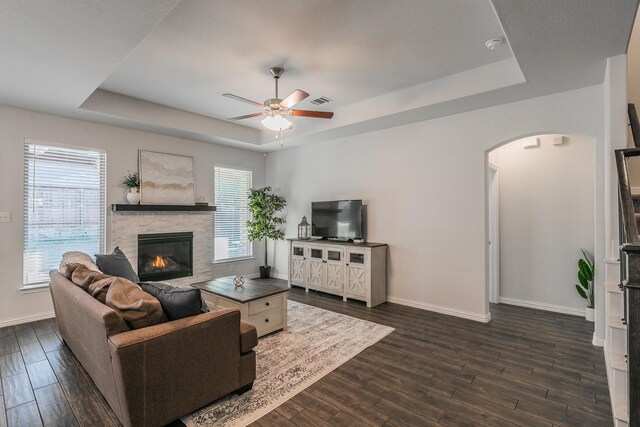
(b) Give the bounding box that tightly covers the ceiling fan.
[223,66,334,132]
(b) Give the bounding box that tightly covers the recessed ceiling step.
[609,315,627,330]
[610,352,628,372]
[606,282,623,294]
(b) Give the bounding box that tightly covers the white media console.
[288,238,388,307]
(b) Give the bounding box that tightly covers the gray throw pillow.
[95,247,139,283]
[139,281,209,321]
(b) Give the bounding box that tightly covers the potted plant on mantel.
[121,172,140,205]
[575,249,595,322]
[246,187,286,278]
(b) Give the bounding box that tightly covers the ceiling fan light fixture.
[223,66,331,137]
[261,114,293,131]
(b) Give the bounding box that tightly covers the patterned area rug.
[182,300,394,427]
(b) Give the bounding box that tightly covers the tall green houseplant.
[575,249,595,321]
[246,187,286,278]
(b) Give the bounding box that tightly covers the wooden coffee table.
[192,276,289,337]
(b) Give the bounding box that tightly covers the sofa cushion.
[139,282,209,321]
[239,321,258,353]
[106,278,164,329]
[95,247,139,283]
[59,251,101,278]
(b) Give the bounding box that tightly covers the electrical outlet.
[0,212,10,223]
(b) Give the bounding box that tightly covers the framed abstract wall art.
[139,150,195,205]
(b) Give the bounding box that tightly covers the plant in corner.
[575,249,595,322]
[121,171,140,205]
[246,187,286,278]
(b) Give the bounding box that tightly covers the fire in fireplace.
[137,232,193,281]
[151,256,165,268]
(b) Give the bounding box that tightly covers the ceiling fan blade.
[291,110,334,119]
[223,93,265,109]
[280,89,309,109]
[227,112,265,121]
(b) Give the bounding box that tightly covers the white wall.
[266,85,604,322]
[489,135,594,315]
[0,105,265,326]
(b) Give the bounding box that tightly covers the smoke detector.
[485,37,504,50]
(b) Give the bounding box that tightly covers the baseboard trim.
[0,311,55,328]
[387,296,491,323]
[499,297,584,317]
[274,274,490,323]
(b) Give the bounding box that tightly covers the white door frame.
[488,163,500,304]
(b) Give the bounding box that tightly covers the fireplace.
[137,232,193,281]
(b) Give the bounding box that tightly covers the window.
[23,142,106,286]
[214,166,253,262]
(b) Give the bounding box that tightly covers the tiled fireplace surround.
[110,211,214,287]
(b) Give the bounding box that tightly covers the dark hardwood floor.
[0,285,611,426]
[262,288,612,427]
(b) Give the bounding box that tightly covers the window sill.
[213,257,255,265]
[20,283,50,294]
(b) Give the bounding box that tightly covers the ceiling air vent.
[310,96,332,105]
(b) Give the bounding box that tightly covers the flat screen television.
[311,200,363,240]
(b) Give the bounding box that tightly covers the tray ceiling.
[0,0,637,151]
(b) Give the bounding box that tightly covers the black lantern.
[298,216,311,240]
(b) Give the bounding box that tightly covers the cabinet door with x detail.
[346,250,368,297]
[290,243,307,285]
[307,246,324,287]
[324,249,344,291]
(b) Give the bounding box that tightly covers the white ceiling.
[0,0,638,151]
[0,0,179,111]
[100,0,511,129]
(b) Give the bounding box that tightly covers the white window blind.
[214,166,253,262]
[23,143,106,286]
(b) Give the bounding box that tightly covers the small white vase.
[585,307,594,322]
[126,188,140,204]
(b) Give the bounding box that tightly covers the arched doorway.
[485,133,596,319]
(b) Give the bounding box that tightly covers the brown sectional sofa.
[49,270,257,427]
